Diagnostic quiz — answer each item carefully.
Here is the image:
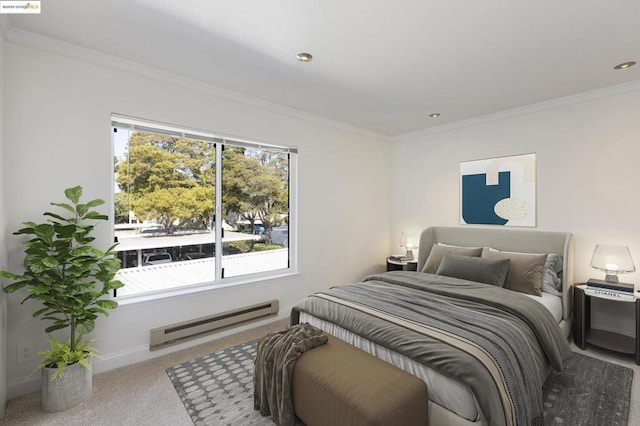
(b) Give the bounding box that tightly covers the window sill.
[116,269,300,307]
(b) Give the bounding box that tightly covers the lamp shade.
[590,245,635,282]
[399,232,417,250]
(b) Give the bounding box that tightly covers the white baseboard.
[7,376,39,400]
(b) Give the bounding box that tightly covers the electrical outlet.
[17,344,34,363]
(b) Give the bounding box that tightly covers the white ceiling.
[5,0,640,137]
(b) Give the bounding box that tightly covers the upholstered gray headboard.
[417,226,574,334]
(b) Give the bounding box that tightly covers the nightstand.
[386,257,418,272]
[573,284,640,365]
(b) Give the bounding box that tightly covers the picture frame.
[460,153,536,227]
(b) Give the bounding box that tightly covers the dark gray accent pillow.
[483,250,547,296]
[422,244,484,274]
[436,254,511,287]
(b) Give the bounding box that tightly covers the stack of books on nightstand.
[389,255,414,262]
[585,279,636,302]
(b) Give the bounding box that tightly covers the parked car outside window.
[142,252,172,265]
[242,225,265,235]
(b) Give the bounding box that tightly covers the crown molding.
[5,27,389,142]
[391,80,640,142]
[11,26,639,144]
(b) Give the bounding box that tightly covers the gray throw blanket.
[254,323,328,426]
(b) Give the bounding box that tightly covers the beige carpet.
[2,321,638,426]
[1,319,288,426]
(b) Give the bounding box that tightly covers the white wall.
[3,41,391,397]
[0,17,8,418]
[391,87,640,337]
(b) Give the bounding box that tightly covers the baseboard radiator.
[150,300,279,350]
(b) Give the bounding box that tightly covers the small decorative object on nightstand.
[386,256,418,272]
[399,232,418,260]
[585,244,636,301]
[573,284,640,365]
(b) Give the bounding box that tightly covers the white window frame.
[111,114,298,303]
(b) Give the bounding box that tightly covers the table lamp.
[590,244,635,283]
[399,232,417,260]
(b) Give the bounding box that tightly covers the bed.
[291,226,574,426]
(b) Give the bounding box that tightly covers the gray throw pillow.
[542,253,563,294]
[484,248,563,296]
[422,244,483,274]
[483,250,547,296]
[436,254,511,287]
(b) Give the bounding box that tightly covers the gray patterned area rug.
[166,340,271,425]
[542,352,632,426]
[167,342,633,426]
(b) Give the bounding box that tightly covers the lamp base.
[604,274,619,283]
[405,249,414,260]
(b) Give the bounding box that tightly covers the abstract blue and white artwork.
[460,153,536,227]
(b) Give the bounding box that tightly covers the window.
[112,115,296,298]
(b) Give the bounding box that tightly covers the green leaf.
[0,270,24,281]
[77,321,95,335]
[44,323,68,334]
[32,307,51,318]
[76,204,89,217]
[96,300,118,310]
[78,357,92,371]
[110,280,125,290]
[71,246,93,256]
[2,280,28,293]
[33,224,55,244]
[41,257,60,268]
[55,224,77,238]
[64,186,83,204]
[84,199,105,208]
[28,262,46,274]
[50,202,76,214]
[83,212,108,221]
[104,243,120,255]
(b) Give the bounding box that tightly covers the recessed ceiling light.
[296,52,313,62]
[614,61,636,70]
[430,113,441,118]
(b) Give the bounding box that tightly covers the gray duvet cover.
[291,271,573,426]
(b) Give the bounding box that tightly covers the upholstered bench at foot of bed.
[291,334,428,426]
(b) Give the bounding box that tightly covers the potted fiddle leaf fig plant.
[0,186,124,412]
